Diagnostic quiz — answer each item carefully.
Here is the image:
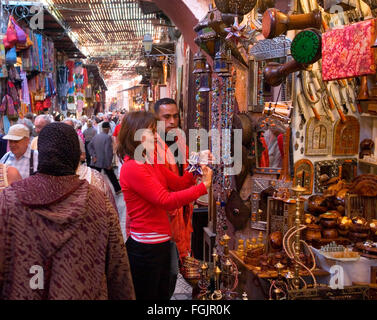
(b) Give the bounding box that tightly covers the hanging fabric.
[3,115,10,134]
[0,42,7,78]
[20,71,30,109]
[5,47,17,65]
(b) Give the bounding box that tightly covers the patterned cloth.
[0,164,8,192]
[0,173,135,300]
[322,19,377,81]
[0,145,38,179]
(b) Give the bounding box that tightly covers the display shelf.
[230,250,329,279]
[359,159,377,167]
[360,113,377,119]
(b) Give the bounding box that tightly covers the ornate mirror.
[333,115,360,156]
[338,158,358,182]
[314,160,339,193]
[305,117,333,156]
[293,159,314,195]
[254,112,291,175]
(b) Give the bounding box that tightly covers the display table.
[311,247,377,286]
[229,250,329,299]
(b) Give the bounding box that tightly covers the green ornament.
[291,29,322,65]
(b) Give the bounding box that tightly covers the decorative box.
[322,19,377,81]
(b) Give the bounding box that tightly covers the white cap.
[3,124,30,141]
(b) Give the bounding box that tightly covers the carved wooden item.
[264,59,306,87]
[293,159,314,195]
[333,115,360,156]
[262,8,322,39]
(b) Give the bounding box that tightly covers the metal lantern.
[214,0,257,15]
[198,63,212,92]
[214,49,229,75]
[193,50,207,74]
[142,33,153,55]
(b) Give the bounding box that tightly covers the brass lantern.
[193,50,207,74]
[198,63,212,92]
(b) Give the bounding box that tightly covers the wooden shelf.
[359,159,377,167]
[360,113,377,119]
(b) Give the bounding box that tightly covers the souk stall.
[186,0,377,300]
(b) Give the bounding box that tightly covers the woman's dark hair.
[117,111,157,161]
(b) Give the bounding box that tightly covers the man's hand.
[92,157,97,164]
[199,150,215,165]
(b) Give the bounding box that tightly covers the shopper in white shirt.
[0,124,38,179]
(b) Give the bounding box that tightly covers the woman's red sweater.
[120,156,208,239]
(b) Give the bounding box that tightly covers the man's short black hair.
[154,98,177,114]
[102,122,110,129]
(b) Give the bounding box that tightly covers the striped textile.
[130,231,171,244]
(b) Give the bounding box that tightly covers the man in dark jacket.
[88,122,121,194]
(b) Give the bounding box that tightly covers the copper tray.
[355,242,377,259]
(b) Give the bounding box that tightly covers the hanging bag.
[5,46,17,65]
[10,16,27,44]
[5,17,17,47]
[3,35,11,49]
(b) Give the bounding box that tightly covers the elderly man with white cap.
[0,124,38,179]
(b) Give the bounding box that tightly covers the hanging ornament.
[186,152,204,176]
[225,17,247,44]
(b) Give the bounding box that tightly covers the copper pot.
[337,224,349,237]
[321,218,337,228]
[322,228,338,239]
[307,195,328,215]
[349,223,370,233]
[348,231,369,242]
[269,231,283,250]
[305,224,322,241]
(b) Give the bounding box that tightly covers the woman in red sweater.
[117,111,212,300]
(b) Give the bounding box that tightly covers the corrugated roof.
[48,0,168,80]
